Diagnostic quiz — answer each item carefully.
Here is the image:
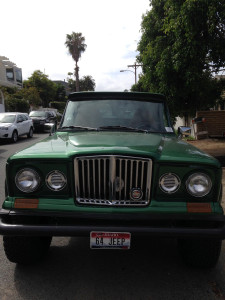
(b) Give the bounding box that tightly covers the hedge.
[50,101,66,113]
[5,98,30,113]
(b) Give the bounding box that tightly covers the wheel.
[11,130,18,143]
[178,238,222,268]
[3,236,52,264]
[27,127,33,138]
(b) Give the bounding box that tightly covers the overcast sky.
[1,0,150,91]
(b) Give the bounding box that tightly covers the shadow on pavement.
[13,237,225,300]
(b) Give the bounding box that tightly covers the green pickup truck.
[0,92,224,267]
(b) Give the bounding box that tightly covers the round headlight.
[15,168,40,193]
[46,170,67,191]
[186,173,212,197]
[159,173,181,193]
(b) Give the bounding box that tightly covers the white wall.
[174,115,196,137]
[174,116,185,130]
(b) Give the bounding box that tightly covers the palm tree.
[65,32,87,92]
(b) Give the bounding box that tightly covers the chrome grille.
[74,155,152,206]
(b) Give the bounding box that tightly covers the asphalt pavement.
[0,134,225,300]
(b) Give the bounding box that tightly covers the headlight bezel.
[15,168,41,193]
[159,173,181,194]
[45,170,67,191]
[186,172,212,197]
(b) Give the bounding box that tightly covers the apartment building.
[0,56,22,88]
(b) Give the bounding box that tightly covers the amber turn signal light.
[187,202,212,213]
[14,198,39,209]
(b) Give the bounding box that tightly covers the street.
[0,135,225,300]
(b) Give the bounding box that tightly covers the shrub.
[50,101,66,112]
[5,97,30,113]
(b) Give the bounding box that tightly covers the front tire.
[27,127,33,138]
[3,236,52,264]
[11,130,18,143]
[178,238,222,268]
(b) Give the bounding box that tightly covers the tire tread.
[178,238,222,268]
[3,236,52,264]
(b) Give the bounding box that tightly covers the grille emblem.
[130,188,143,201]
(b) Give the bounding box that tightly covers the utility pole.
[127,63,143,85]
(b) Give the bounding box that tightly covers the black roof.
[68,91,166,102]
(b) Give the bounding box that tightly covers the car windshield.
[0,114,16,123]
[60,99,172,133]
[29,111,47,117]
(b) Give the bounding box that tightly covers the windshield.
[29,111,47,117]
[60,99,172,133]
[0,114,16,123]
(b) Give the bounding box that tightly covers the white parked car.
[0,112,34,143]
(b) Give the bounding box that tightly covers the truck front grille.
[74,155,152,206]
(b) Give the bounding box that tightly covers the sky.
[1,0,150,91]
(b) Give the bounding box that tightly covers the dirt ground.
[188,139,225,157]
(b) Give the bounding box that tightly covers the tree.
[23,70,57,107]
[55,84,66,102]
[79,75,96,91]
[134,0,225,118]
[67,75,95,92]
[17,87,42,108]
[67,77,76,92]
[65,32,87,92]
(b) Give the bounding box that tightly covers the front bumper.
[0,131,10,138]
[33,123,45,131]
[0,209,225,239]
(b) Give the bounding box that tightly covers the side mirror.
[44,123,56,135]
[178,126,191,139]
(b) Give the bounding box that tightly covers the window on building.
[15,68,22,83]
[6,68,14,81]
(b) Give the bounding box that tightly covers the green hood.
[9,132,219,167]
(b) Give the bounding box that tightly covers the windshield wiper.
[58,126,98,131]
[98,125,147,133]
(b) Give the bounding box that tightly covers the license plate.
[90,232,131,249]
